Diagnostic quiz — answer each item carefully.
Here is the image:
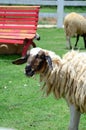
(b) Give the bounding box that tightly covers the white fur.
[25,48,86,130]
[30,47,42,56]
[37,49,86,130]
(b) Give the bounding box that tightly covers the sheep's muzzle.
[25,65,35,77]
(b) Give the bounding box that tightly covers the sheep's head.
[12,47,53,77]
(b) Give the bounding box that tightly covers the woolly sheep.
[64,12,86,49]
[12,47,86,130]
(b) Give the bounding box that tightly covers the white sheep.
[64,12,86,49]
[12,47,86,130]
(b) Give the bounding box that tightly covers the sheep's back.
[64,12,86,36]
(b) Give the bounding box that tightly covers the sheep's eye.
[40,54,45,59]
[35,54,45,60]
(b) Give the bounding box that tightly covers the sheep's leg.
[83,35,86,48]
[69,104,81,130]
[74,35,79,48]
[66,36,72,49]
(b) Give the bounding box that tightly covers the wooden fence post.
[57,0,64,28]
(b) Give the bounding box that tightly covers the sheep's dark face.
[12,48,53,77]
[25,50,47,76]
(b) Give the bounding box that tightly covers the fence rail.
[0,0,86,28]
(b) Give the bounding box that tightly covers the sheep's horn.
[45,56,53,69]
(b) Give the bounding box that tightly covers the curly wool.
[40,50,86,113]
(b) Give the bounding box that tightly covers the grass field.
[39,6,86,25]
[0,28,86,130]
[40,6,86,13]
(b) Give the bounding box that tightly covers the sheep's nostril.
[25,65,31,73]
[25,65,34,77]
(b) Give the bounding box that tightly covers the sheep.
[12,47,86,130]
[64,12,86,49]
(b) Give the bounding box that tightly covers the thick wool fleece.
[40,50,86,113]
[64,12,86,37]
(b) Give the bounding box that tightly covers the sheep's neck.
[40,62,65,98]
[40,61,76,100]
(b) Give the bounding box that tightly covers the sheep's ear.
[45,56,53,69]
[12,56,28,65]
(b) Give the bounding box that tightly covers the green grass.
[64,6,86,13]
[0,28,86,130]
[40,6,86,13]
[39,6,86,25]
[40,6,57,13]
